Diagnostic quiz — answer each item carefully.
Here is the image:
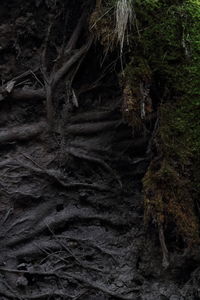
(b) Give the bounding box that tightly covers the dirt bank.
[0,1,200,299]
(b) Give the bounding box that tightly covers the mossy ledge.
[91,0,200,252]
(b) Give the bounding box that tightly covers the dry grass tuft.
[115,0,133,54]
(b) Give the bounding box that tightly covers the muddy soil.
[0,1,200,299]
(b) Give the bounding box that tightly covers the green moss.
[124,0,200,243]
[92,0,200,246]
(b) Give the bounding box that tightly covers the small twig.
[1,207,14,225]
[39,250,71,265]
[15,160,109,191]
[30,70,44,88]
[90,7,114,30]
[56,235,118,263]
[1,68,39,89]
[19,152,44,170]
[45,222,103,273]
[34,241,72,266]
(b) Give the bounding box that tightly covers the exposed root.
[22,290,88,300]
[65,12,87,52]
[14,292,74,300]
[11,240,62,259]
[0,268,138,300]
[4,216,30,233]
[61,272,139,300]
[0,280,22,300]
[0,122,46,144]
[69,110,118,124]
[46,223,105,273]
[11,159,109,192]
[52,37,93,89]
[2,88,45,101]
[66,120,120,135]
[5,208,128,247]
[67,146,122,188]
[56,235,118,262]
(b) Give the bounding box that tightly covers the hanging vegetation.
[91,0,200,258]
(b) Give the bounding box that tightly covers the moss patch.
[91,0,200,248]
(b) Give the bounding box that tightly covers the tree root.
[20,290,88,300]
[0,268,138,300]
[69,110,119,124]
[0,122,46,144]
[4,216,30,233]
[66,120,120,135]
[14,292,73,300]
[11,240,62,259]
[10,88,45,101]
[69,140,111,156]
[62,272,140,300]
[56,235,118,263]
[65,11,87,52]
[46,223,105,273]
[0,280,22,300]
[5,208,128,247]
[3,200,55,238]
[67,147,122,188]
[0,88,45,102]
[15,158,109,191]
[52,37,93,89]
